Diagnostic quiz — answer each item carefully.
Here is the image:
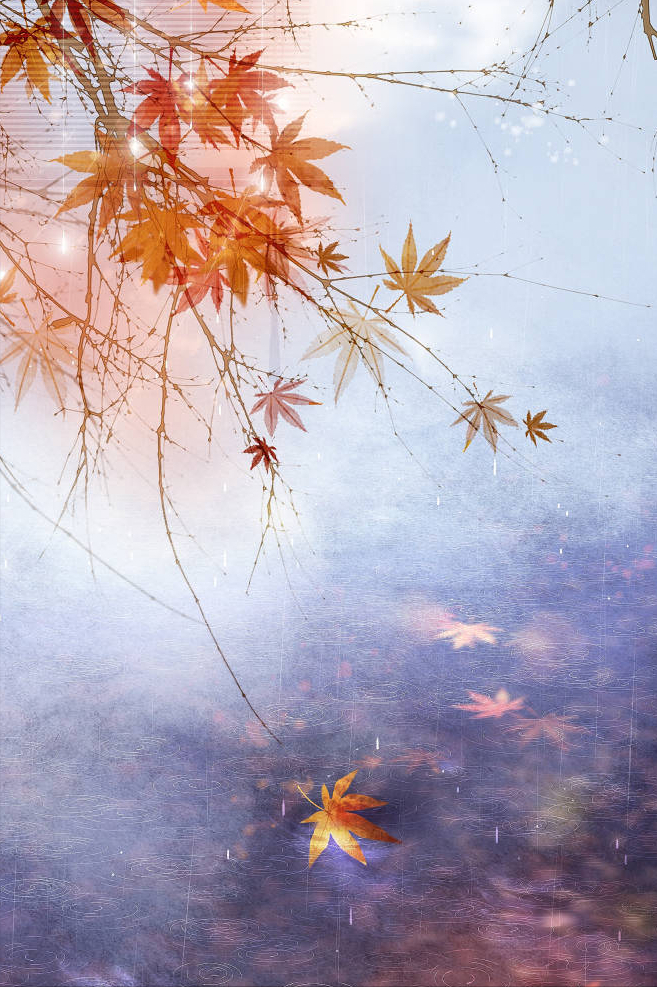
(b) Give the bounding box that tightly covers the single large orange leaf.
[300,769,400,867]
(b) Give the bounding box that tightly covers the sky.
[1,1,656,985]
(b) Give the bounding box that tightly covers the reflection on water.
[1,529,656,986]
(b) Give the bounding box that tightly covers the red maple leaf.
[171,236,226,314]
[251,379,320,435]
[127,69,186,155]
[244,436,278,472]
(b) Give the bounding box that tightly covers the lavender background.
[1,1,657,984]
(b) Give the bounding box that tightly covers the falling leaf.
[452,689,525,719]
[505,713,586,747]
[317,240,348,277]
[451,390,517,452]
[251,115,347,219]
[302,301,407,402]
[437,620,501,650]
[300,769,400,867]
[251,378,320,435]
[380,222,465,315]
[524,409,557,446]
[244,436,278,472]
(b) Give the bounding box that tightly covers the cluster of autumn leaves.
[0,0,557,466]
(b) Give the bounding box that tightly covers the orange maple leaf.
[299,770,400,867]
[251,115,347,219]
[453,688,525,719]
[55,140,156,232]
[0,20,58,102]
[112,203,201,291]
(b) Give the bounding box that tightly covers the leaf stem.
[296,784,322,811]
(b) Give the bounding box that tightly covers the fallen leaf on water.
[505,713,586,747]
[300,769,400,867]
[436,620,501,650]
[453,688,525,719]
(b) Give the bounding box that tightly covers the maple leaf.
[524,409,557,446]
[170,235,226,314]
[244,436,278,472]
[251,379,320,435]
[505,713,586,747]
[0,21,58,102]
[451,390,518,452]
[379,222,465,316]
[127,69,190,155]
[48,0,130,57]
[436,620,502,650]
[317,240,348,277]
[300,770,400,867]
[0,316,78,410]
[302,301,407,402]
[251,115,347,220]
[208,49,287,147]
[202,193,313,304]
[0,266,17,308]
[452,689,525,719]
[55,139,155,231]
[113,203,201,291]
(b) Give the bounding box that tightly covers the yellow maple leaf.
[55,141,157,232]
[380,221,465,316]
[299,769,400,867]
